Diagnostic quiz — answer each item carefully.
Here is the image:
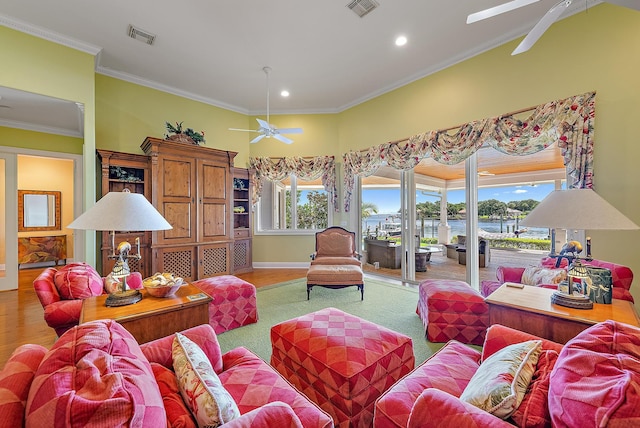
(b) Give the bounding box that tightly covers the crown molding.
[0,14,102,55]
[96,66,249,115]
[0,118,82,138]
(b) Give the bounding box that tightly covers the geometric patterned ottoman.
[270,307,415,428]
[416,279,489,346]
[192,275,258,334]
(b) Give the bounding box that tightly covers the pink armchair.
[33,262,142,336]
[374,321,640,427]
[480,258,634,302]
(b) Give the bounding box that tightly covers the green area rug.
[216,277,444,364]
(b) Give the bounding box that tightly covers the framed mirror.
[18,190,61,232]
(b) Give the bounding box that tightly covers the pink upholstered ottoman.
[416,279,489,346]
[270,307,415,428]
[192,275,258,334]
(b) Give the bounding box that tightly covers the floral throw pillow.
[459,340,543,419]
[521,266,567,286]
[172,333,240,427]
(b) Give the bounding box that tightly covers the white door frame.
[0,152,18,291]
[0,147,84,276]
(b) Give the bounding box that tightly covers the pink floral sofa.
[0,320,333,427]
[480,257,634,302]
[374,320,640,427]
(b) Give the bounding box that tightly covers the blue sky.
[363,183,557,214]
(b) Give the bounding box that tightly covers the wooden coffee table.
[485,283,640,343]
[80,283,212,343]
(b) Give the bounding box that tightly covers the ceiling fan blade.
[256,118,270,130]
[275,127,303,135]
[606,0,640,11]
[512,0,571,55]
[250,134,266,144]
[273,134,294,145]
[467,0,540,24]
[228,127,259,133]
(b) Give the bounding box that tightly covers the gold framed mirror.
[18,190,61,232]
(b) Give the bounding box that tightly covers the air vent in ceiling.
[346,0,379,18]
[127,24,156,45]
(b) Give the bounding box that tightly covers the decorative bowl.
[142,273,184,297]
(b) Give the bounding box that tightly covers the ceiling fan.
[467,0,640,55]
[229,66,303,144]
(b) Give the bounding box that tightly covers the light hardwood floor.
[0,248,542,367]
[0,267,308,367]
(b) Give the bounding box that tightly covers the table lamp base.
[550,291,593,310]
[106,289,143,307]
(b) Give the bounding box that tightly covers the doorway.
[0,148,83,290]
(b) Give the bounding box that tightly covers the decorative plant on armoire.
[164,121,205,145]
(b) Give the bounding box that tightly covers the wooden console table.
[80,283,212,343]
[486,283,640,343]
[18,235,67,268]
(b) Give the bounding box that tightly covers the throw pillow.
[521,267,567,287]
[510,349,559,428]
[460,340,543,419]
[150,363,197,428]
[53,262,103,299]
[172,333,240,427]
[548,320,640,427]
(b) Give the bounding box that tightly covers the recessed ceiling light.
[280,90,290,97]
[395,36,407,46]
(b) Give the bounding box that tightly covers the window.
[257,175,332,232]
[250,156,337,234]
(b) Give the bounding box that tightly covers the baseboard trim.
[252,262,310,269]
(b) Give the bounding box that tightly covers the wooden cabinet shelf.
[97,150,151,278]
[232,168,253,274]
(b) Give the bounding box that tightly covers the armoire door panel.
[162,159,193,198]
[201,203,226,239]
[163,202,192,240]
[201,164,226,200]
[157,247,195,283]
[198,244,231,278]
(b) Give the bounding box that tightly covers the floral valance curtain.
[342,91,595,211]
[249,156,339,212]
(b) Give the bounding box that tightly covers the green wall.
[0,25,97,261]
[95,75,251,167]
[0,127,83,154]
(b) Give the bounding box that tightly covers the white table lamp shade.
[520,189,639,230]
[68,191,171,231]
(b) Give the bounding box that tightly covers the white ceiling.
[0,0,612,136]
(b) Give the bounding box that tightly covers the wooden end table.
[80,283,212,344]
[485,283,640,344]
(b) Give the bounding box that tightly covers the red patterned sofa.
[374,320,640,427]
[0,320,333,427]
[35,264,258,337]
[480,257,634,302]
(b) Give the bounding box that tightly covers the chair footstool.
[192,275,258,334]
[416,279,489,346]
[306,264,364,300]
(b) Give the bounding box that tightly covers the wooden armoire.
[141,137,237,282]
